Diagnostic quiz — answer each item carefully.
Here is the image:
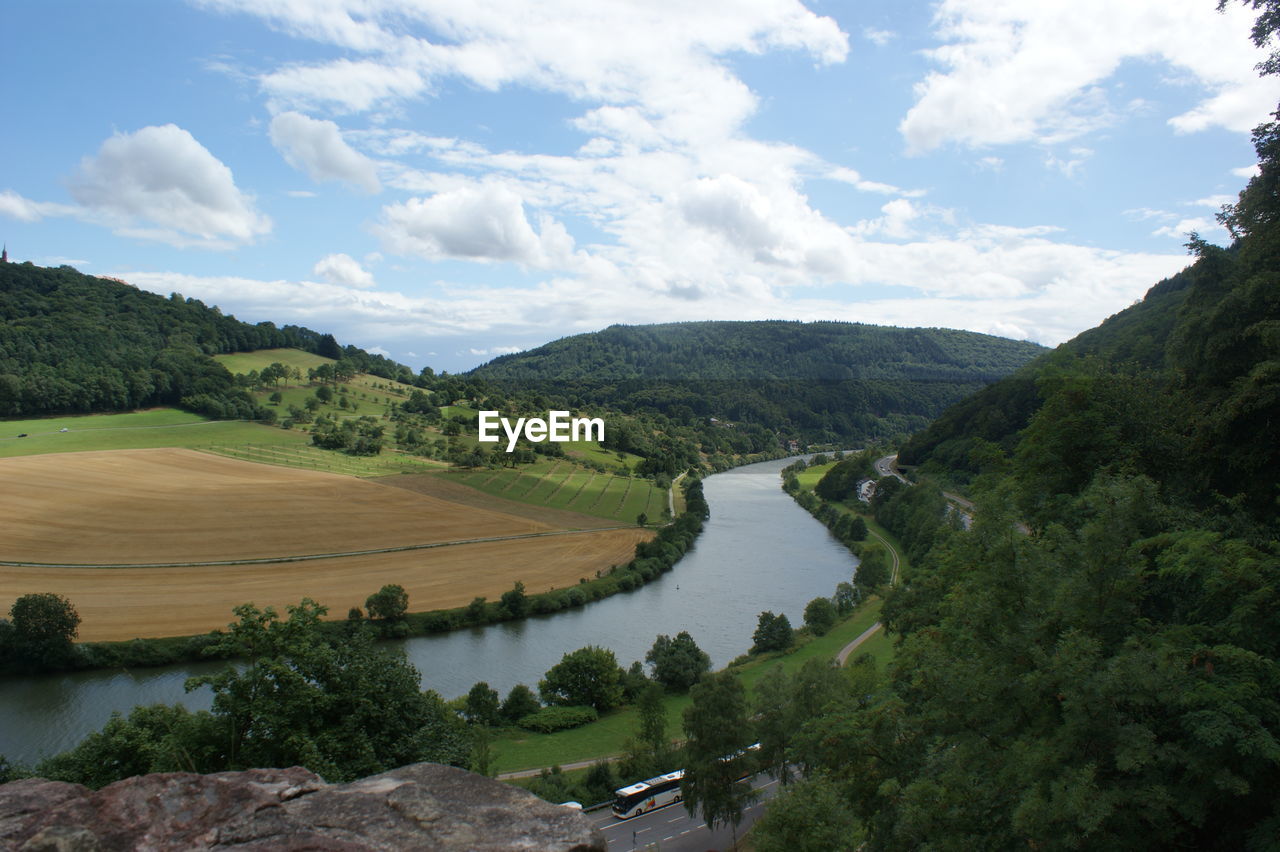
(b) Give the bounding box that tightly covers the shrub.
[517,705,599,733]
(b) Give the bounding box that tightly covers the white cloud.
[67,124,270,248]
[901,0,1280,153]
[261,59,426,114]
[1045,147,1093,178]
[377,182,572,266]
[1153,216,1217,239]
[313,252,376,288]
[1232,164,1260,178]
[468,346,523,356]
[201,0,847,148]
[0,190,78,222]
[864,28,895,46]
[826,166,906,195]
[269,112,381,194]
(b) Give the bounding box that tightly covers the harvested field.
[0,448,653,640]
[0,448,549,564]
[0,527,651,641]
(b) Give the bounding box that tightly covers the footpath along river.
[0,456,859,765]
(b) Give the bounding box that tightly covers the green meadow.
[0,409,308,458]
[491,599,889,773]
[213,348,336,375]
[442,459,668,523]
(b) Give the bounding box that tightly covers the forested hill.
[897,261,1203,480]
[473,321,1041,383]
[0,262,414,418]
[468,321,1044,444]
[788,72,1280,849]
[898,235,1278,524]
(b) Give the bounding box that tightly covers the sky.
[2,0,1277,373]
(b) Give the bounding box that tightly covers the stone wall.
[0,762,605,851]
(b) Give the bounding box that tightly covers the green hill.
[468,321,1045,446]
[0,263,419,421]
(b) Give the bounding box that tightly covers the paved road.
[876,453,973,528]
[836,621,884,665]
[591,773,782,851]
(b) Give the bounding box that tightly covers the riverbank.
[2,454,851,767]
[2,477,711,678]
[491,596,890,775]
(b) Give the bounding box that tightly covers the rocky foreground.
[0,762,605,851]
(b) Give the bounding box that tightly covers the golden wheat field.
[0,448,651,641]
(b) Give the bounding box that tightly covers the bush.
[517,705,599,733]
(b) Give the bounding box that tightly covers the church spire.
[1,245,7,263]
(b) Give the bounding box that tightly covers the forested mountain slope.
[897,263,1199,480]
[469,321,1044,445]
[767,34,1279,846]
[0,263,414,418]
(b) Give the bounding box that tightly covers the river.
[0,456,857,765]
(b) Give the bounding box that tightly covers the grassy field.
[794,459,836,490]
[0,409,309,459]
[207,443,445,477]
[441,459,668,523]
[0,448,652,641]
[213,348,335,375]
[491,600,890,773]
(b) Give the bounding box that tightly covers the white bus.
[611,743,761,820]
[611,770,684,819]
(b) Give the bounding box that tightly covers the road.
[590,773,782,851]
[876,453,973,529]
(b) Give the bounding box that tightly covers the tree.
[539,646,625,712]
[637,681,668,756]
[315,384,333,403]
[752,611,794,654]
[469,723,495,777]
[187,599,468,782]
[803,597,837,636]
[464,681,501,727]
[682,670,757,844]
[365,583,408,622]
[34,703,224,788]
[6,592,80,671]
[645,631,712,691]
[833,582,859,615]
[268,391,283,406]
[751,774,860,852]
[636,512,648,526]
[855,544,890,593]
[465,596,488,623]
[500,581,528,618]
[500,684,541,722]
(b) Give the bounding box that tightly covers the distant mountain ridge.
[468,320,1045,445]
[472,320,1043,383]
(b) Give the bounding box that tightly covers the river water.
[0,456,857,765]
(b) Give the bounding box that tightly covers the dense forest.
[468,321,1044,445]
[758,10,1280,846]
[0,263,417,419]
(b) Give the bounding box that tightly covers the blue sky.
[3,0,1276,372]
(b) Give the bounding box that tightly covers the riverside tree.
[2,592,81,672]
[681,670,757,845]
[539,645,625,712]
[645,631,711,691]
[188,599,468,782]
